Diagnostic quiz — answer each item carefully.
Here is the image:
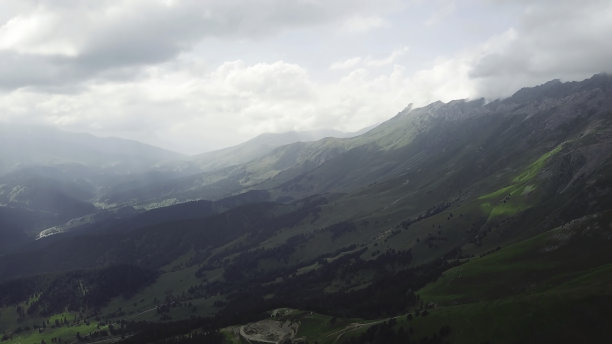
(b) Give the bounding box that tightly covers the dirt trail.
[327,320,384,343]
[132,306,157,318]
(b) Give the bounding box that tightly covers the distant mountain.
[192,129,362,172]
[0,167,97,229]
[0,124,185,176]
[101,129,363,206]
[0,125,188,238]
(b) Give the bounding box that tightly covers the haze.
[0,0,611,154]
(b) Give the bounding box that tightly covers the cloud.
[425,0,456,26]
[1,54,472,154]
[329,46,409,71]
[0,8,78,56]
[365,46,410,67]
[469,0,612,98]
[330,57,363,71]
[1,0,611,155]
[0,0,400,91]
[0,59,318,152]
[341,15,388,33]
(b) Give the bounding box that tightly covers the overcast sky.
[0,0,611,154]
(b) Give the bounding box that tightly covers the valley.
[1,74,612,343]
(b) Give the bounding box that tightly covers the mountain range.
[0,74,611,344]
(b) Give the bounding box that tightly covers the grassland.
[2,321,111,344]
[477,143,565,221]
[414,211,612,343]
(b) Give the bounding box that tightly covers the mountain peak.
[507,73,612,104]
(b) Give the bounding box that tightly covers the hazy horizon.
[1,0,611,154]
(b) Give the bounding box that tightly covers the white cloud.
[330,57,363,71]
[425,0,456,26]
[329,46,409,71]
[341,15,388,33]
[0,10,78,56]
[365,46,410,67]
[1,0,611,155]
[0,54,475,154]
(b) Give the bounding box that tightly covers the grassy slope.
[3,322,106,344]
[6,208,609,344]
[478,142,565,220]
[414,211,612,343]
[86,132,604,328]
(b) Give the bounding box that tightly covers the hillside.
[101,74,612,211]
[413,211,612,343]
[0,74,611,344]
[193,130,360,172]
[0,126,196,241]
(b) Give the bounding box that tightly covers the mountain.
[101,115,449,206]
[0,74,611,344]
[193,129,361,172]
[99,129,365,207]
[102,73,612,209]
[0,125,192,238]
[0,124,185,176]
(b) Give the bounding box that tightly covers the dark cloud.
[0,0,399,91]
[470,0,612,98]
[0,52,77,90]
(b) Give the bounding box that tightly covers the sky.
[0,0,611,154]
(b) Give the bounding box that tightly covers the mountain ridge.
[1,73,611,344]
[0,124,185,176]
